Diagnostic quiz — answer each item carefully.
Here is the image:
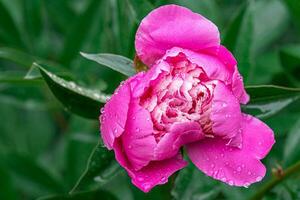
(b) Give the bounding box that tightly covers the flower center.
[140,56,215,141]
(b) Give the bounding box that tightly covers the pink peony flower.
[100,5,275,192]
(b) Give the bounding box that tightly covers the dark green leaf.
[81,52,135,76]
[279,44,300,86]
[35,63,109,119]
[70,141,120,193]
[283,0,300,31]
[0,1,24,47]
[23,0,42,39]
[38,189,117,200]
[171,163,221,200]
[60,0,102,66]
[4,153,64,196]
[243,85,300,119]
[284,118,300,166]
[126,0,154,23]
[0,164,18,200]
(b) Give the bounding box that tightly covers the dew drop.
[247,171,252,175]
[228,180,234,186]
[221,177,227,182]
[146,117,150,121]
[225,114,231,118]
[221,153,224,157]
[243,182,250,188]
[132,116,136,120]
[256,176,262,181]
[136,128,140,132]
[222,102,227,107]
[128,145,132,149]
[143,184,151,191]
[113,128,118,134]
[160,176,167,183]
[100,108,104,113]
[211,164,215,168]
[237,166,242,172]
[137,177,144,182]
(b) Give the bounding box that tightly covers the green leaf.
[284,118,300,166]
[279,44,300,87]
[224,1,254,84]
[38,189,117,200]
[283,0,300,31]
[0,164,18,200]
[4,153,64,196]
[35,63,109,119]
[0,71,42,84]
[126,0,154,23]
[81,52,135,76]
[44,0,76,33]
[0,47,35,68]
[0,1,24,47]
[70,141,120,193]
[23,0,42,39]
[171,163,221,200]
[60,0,102,66]
[243,85,300,119]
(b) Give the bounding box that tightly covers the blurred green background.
[1,0,300,199]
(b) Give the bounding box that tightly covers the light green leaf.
[243,85,300,119]
[81,52,135,77]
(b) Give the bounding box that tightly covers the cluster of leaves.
[1,0,300,199]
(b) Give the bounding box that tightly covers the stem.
[249,160,300,200]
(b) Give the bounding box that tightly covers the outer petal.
[135,4,220,66]
[211,81,242,140]
[100,80,131,149]
[114,139,187,193]
[186,114,275,187]
[154,122,204,160]
[122,99,156,171]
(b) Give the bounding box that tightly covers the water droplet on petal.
[137,177,144,182]
[160,176,167,183]
[247,171,252,175]
[237,166,242,172]
[221,177,227,182]
[143,183,151,191]
[243,182,250,188]
[256,176,262,181]
[128,145,132,149]
[136,128,140,132]
[221,153,224,157]
[132,116,136,120]
[113,128,118,134]
[100,108,104,113]
[222,102,227,107]
[211,164,215,168]
[228,180,234,186]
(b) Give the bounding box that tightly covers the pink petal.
[114,139,187,193]
[100,80,131,149]
[135,4,220,66]
[122,99,156,170]
[154,122,204,160]
[211,81,242,140]
[186,114,275,187]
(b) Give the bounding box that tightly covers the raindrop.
[113,128,118,134]
[221,177,227,182]
[221,153,224,157]
[256,176,262,181]
[137,177,144,182]
[258,142,262,146]
[132,116,136,120]
[211,164,215,168]
[225,114,231,118]
[222,102,227,107]
[136,128,140,132]
[237,166,242,172]
[146,117,150,121]
[228,180,234,186]
[243,182,250,188]
[160,176,167,183]
[247,171,252,175]
[143,183,151,191]
[100,107,105,113]
[128,145,132,149]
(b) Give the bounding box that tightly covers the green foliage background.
[1,0,300,199]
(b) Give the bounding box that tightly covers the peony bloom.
[100,5,274,192]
